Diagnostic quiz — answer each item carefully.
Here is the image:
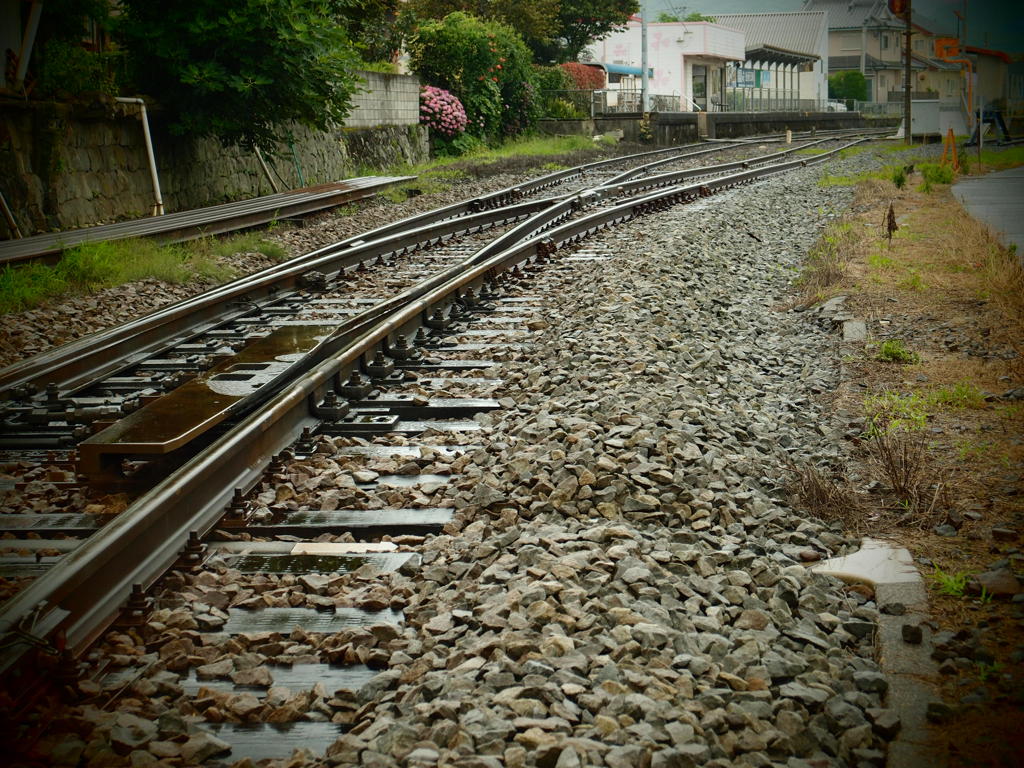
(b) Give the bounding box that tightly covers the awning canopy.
[744,45,818,66]
[586,62,654,77]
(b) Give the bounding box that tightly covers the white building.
[587,19,746,112]
[715,11,830,111]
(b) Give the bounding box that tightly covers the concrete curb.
[812,538,948,768]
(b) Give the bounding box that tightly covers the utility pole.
[641,0,650,113]
[904,0,912,144]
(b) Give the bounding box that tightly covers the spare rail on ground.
[0,176,415,266]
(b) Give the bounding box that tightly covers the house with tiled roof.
[802,0,1007,110]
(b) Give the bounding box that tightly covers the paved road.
[952,165,1024,255]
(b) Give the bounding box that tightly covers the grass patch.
[876,339,920,364]
[930,380,986,409]
[795,147,828,155]
[793,220,858,303]
[838,145,868,158]
[917,162,956,193]
[963,146,1024,173]
[868,249,896,269]
[0,238,236,315]
[205,232,287,261]
[881,142,925,154]
[929,567,969,597]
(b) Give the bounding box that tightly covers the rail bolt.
[366,350,396,379]
[338,372,374,401]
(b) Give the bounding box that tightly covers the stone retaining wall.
[0,72,426,238]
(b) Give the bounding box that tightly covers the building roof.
[715,11,827,59]
[801,0,902,31]
[828,53,926,72]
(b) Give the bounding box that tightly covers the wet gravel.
[14,143,936,767]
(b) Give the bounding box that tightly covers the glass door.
[692,65,708,111]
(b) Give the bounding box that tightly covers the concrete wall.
[540,111,873,144]
[0,72,427,237]
[538,113,699,145]
[346,71,421,128]
[705,111,868,138]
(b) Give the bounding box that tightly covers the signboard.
[730,68,771,89]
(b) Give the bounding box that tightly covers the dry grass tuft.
[786,460,866,531]
[866,428,949,528]
[794,219,862,306]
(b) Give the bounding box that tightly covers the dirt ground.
[797,159,1024,766]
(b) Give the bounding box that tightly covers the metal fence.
[541,89,683,117]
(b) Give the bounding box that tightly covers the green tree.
[828,70,868,102]
[118,0,362,148]
[656,12,679,22]
[408,0,560,46]
[683,12,715,22]
[410,12,539,139]
[535,0,639,62]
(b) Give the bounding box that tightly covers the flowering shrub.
[560,61,606,90]
[419,86,468,138]
[410,12,539,140]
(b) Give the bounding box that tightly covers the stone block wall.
[0,72,427,237]
[346,72,421,128]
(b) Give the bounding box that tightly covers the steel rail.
[0,140,756,399]
[0,196,564,398]
[0,177,415,267]
[0,137,867,675]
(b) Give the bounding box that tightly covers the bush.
[560,61,606,90]
[828,70,868,102]
[410,12,539,140]
[420,86,468,138]
[545,98,585,119]
[35,39,120,98]
[918,162,955,189]
[118,0,363,147]
[533,64,574,93]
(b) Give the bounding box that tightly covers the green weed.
[876,339,919,364]
[977,660,1003,683]
[899,270,925,291]
[865,390,929,433]
[929,567,968,597]
[930,381,985,409]
[868,249,895,269]
[917,162,955,193]
[892,166,907,189]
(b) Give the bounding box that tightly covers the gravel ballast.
[24,145,932,767]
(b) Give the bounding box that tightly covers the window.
[881,33,889,50]
[946,77,955,96]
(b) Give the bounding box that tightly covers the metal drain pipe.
[116,97,165,216]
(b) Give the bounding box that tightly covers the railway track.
[1,131,884,763]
